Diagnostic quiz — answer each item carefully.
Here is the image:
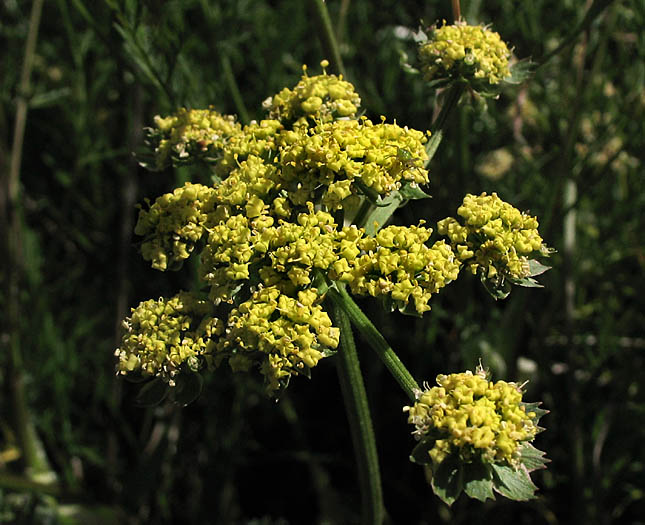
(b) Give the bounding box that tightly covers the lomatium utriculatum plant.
[116,15,550,518]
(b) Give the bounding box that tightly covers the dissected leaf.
[511,276,544,288]
[430,455,464,506]
[506,59,536,85]
[491,462,538,501]
[527,259,551,277]
[398,182,431,201]
[172,373,203,407]
[462,460,495,502]
[409,435,436,465]
[519,443,550,472]
[522,401,550,424]
[135,378,169,407]
[481,274,512,300]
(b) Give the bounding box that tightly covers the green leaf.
[511,276,544,288]
[363,195,404,236]
[135,378,169,407]
[519,443,550,472]
[424,129,443,165]
[409,436,436,465]
[398,182,431,201]
[481,274,512,300]
[431,455,464,506]
[462,460,495,502]
[172,373,203,407]
[491,462,538,501]
[522,401,550,424]
[506,59,535,85]
[528,259,551,277]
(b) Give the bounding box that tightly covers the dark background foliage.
[1,0,643,523]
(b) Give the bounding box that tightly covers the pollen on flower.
[404,368,539,467]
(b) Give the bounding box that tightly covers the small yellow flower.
[419,22,511,85]
[404,368,538,466]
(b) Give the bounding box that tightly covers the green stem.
[430,82,465,135]
[330,302,384,525]
[423,83,464,166]
[328,285,420,401]
[2,0,51,476]
[221,54,250,124]
[309,0,347,77]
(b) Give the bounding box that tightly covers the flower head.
[265,62,361,125]
[115,292,223,384]
[419,22,511,86]
[438,192,546,282]
[404,368,538,467]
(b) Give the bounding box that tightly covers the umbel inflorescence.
[405,369,537,466]
[419,21,511,85]
[116,62,548,397]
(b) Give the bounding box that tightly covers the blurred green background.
[1,0,643,523]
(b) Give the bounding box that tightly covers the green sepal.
[172,373,203,407]
[135,378,170,407]
[490,462,538,501]
[527,259,551,277]
[522,401,550,425]
[505,59,536,85]
[510,276,543,288]
[409,435,436,465]
[380,295,423,318]
[462,460,495,502]
[398,182,431,201]
[481,273,512,300]
[430,455,464,506]
[518,442,550,472]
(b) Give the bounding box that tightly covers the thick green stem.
[328,285,420,401]
[330,302,384,525]
[309,0,347,77]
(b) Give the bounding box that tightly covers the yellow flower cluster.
[331,225,461,313]
[266,63,361,124]
[279,118,429,208]
[150,108,241,170]
[419,22,511,84]
[404,369,537,466]
[437,192,545,280]
[123,63,442,393]
[213,119,283,177]
[135,182,218,271]
[115,292,223,384]
[218,287,340,393]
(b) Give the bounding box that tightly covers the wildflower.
[135,182,218,271]
[217,286,340,393]
[147,108,241,170]
[334,225,461,314]
[115,292,223,384]
[437,192,546,282]
[419,22,511,86]
[404,368,538,467]
[265,62,361,124]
